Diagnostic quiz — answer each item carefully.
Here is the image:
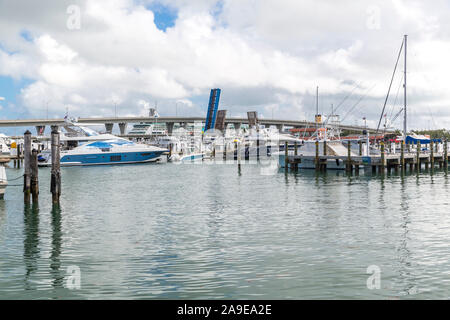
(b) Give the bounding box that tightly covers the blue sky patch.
[145,2,178,31]
[20,30,33,42]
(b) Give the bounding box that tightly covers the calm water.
[1,161,450,299]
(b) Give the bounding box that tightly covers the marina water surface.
[1,163,450,299]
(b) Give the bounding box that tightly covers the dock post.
[401,140,405,173]
[51,129,61,205]
[17,144,21,169]
[379,142,385,175]
[284,141,288,172]
[407,142,411,153]
[31,149,39,203]
[223,142,227,162]
[294,141,298,172]
[23,131,32,204]
[322,140,327,172]
[346,140,352,173]
[256,133,260,162]
[416,141,421,172]
[315,141,319,171]
[359,140,362,156]
[237,142,241,175]
[445,139,448,169]
[430,139,434,170]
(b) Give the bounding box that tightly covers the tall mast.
[403,35,407,138]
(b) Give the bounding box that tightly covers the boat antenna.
[375,37,404,136]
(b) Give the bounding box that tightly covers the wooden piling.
[445,139,448,169]
[285,141,288,172]
[237,141,241,175]
[51,129,61,205]
[359,140,362,156]
[223,143,227,162]
[23,131,32,204]
[315,141,319,171]
[17,144,21,169]
[416,141,421,172]
[400,140,405,172]
[380,142,385,174]
[256,134,260,161]
[294,141,298,172]
[31,149,39,203]
[346,140,352,173]
[430,139,434,169]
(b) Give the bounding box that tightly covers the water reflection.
[397,173,414,296]
[50,205,63,289]
[23,204,40,290]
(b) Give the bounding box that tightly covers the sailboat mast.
[403,34,407,138]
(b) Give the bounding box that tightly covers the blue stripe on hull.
[60,151,164,166]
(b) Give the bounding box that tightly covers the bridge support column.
[233,123,241,134]
[118,123,127,135]
[167,123,174,135]
[105,123,114,134]
[35,125,46,136]
[276,124,284,133]
[180,122,188,130]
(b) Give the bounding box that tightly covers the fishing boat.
[38,123,168,167]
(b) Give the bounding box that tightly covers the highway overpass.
[0,116,392,135]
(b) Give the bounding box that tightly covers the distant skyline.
[1,0,450,134]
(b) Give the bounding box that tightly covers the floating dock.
[283,141,449,174]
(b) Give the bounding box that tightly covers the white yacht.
[38,123,168,167]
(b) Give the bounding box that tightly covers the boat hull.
[38,150,166,167]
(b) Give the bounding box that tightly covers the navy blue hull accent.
[60,151,164,165]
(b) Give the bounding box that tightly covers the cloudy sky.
[1,0,450,133]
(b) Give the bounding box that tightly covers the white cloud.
[0,0,450,128]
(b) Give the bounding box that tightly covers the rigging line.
[333,82,362,114]
[341,84,377,123]
[313,82,368,137]
[388,73,404,122]
[375,39,404,136]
